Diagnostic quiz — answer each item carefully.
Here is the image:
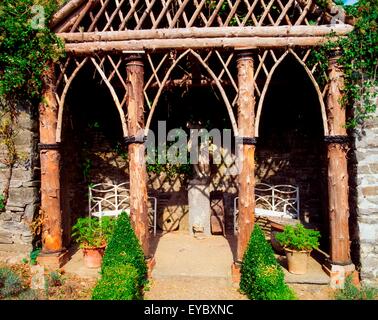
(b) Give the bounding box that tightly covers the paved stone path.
[145,232,247,300]
[62,232,331,300]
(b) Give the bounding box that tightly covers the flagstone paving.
[145,232,247,300]
[61,232,333,300]
[145,232,333,300]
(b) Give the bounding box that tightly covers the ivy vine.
[0,1,65,207]
[311,0,378,128]
[0,0,64,102]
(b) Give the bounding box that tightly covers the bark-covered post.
[236,51,256,263]
[325,49,356,287]
[125,53,150,257]
[37,64,67,268]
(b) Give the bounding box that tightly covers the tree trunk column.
[125,54,149,257]
[326,49,352,267]
[236,52,256,263]
[37,65,68,268]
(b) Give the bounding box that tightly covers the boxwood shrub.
[240,225,296,300]
[101,211,147,287]
[92,264,140,300]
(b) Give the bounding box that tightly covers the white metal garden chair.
[233,183,300,235]
[88,182,158,236]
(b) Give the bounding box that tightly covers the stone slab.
[30,265,46,290]
[151,232,234,279]
[61,248,101,279]
[277,254,330,285]
[188,182,211,236]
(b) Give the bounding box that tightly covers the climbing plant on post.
[310,0,378,127]
[0,0,64,210]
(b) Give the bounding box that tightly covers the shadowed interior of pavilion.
[59,53,331,282]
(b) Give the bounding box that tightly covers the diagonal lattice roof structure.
[51,0,350,33]
[51,0,354,142]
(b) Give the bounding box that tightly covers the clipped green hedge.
[101,211,147,287]
[92,264,140,300]
[240,225,296,300]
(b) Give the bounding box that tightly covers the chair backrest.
[89,182,130,217]
[233,183,300,235]
[88,182,158,236]
[255,183,299,219]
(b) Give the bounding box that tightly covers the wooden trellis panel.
[253,47,329,136]
[55,55,129,141]
[52,0,342,33]
[143,48,239,135]
[142,47,329,136]
[54,46,329,139]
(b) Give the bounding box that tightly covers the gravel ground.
[145,277,335,300]
[145,277,248,300]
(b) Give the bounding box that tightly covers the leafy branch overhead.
[0,0,65,101]
[312,0,378,127]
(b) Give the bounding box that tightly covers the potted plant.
[72,216,116,268]
[275,223,320,275]
[268,217,298,255]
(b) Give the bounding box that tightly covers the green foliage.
[114,141,128,161]
[0,100,19,180]
[339,0,378,127]
[48,270,64,287]
[335,275,378,300]
[18,289,39,300]
[101,212,147,288]
[276,224,320,251]
[29,248,41,265]
[240,225,296,300]
[311,0,378,127]
[71,216,116,248]
[0,268,23,298]
[146,141,193,179]
[0,194,5,211]
[82,158,92,182]
[92,264,141,300]
[315,0,329,9]
[146,162,193,178]
[0,0,64,101]
[205,0,228,12]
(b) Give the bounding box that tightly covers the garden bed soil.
[0,262,96,300]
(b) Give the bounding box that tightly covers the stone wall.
[0,103,39,260]
[352,107,378,287]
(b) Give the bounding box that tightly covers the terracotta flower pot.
[284,247,311,275]
[82,244,106,268]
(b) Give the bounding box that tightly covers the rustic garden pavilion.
[37,0,356,282]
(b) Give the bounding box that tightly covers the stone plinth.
[188,179,211,236]
[323,263,358,289]
[36,250,70,270]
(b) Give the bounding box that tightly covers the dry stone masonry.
[0,103,39,259]
[353,106,378,287]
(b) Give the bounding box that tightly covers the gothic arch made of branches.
[54,46,329,143]
[55,55,129,142]
[143,48,239,136]
[254,48,329,137]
